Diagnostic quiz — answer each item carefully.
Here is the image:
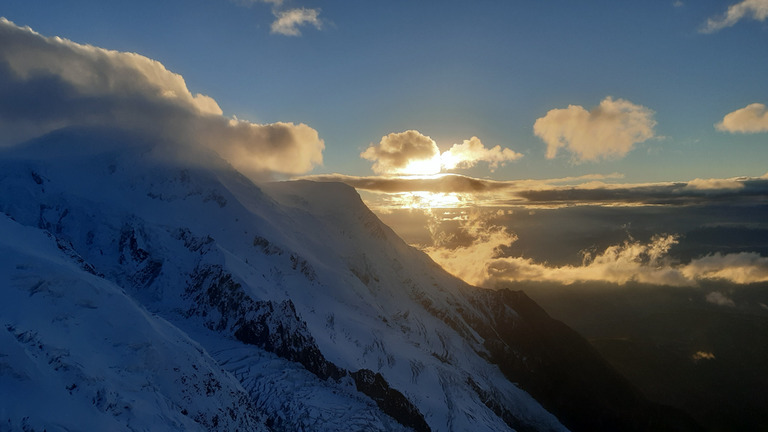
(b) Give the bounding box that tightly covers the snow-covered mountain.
[0,127,699,431]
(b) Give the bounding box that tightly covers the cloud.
[533,97,656,162]
[361,130,441,175]
[716,103,768,133]
[420,214,768,287]
[271,8,323,36]
[440,136,523,172]
[682,252,768,284]
[302,171,768,210]
[705,291,736,307]
[360,131,523,175]
[691,351,716,362]
[0,18,324,178]
[701,0,768,33]
[684,177,745,190]
[230,1,324,37]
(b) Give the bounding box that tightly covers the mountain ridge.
[0,127,699,431]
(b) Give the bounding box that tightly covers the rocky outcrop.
[186,264,430,432]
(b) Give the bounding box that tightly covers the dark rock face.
[464,288,703,432]
[350,369,431,432]
[186,264,430,432]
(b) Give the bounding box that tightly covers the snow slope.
[0,128,700,431]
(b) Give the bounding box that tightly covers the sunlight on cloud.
[716,103,768,133]
[440,136,522,172]
[361,130,522,175]
[389,191,466,210]
[421,213,768,287]
[684,177,745,190]
[533,97,656,163]
[701,0,768,33]
[271,8,323,36]
[0,18,324,178]
[691,351,716,362]
[361,130,441,175]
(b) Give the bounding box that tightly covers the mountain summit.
[0,127,699,431]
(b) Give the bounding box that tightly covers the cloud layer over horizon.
[303,172,768,209]
[0,18,324,178]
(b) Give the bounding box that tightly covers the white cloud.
[361,130,441,175]
[0,18,324,178]
[701,0,768,33]
[533,97,656,163]
[440,136,523,172]
[271,8,323,36]
[716,103,768,133]
[705,291,736,307]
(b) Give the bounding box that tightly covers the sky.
[2,0,768,293]
[3,0,767,182]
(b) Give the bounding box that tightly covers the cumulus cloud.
[361,130,441,175]
[440,136,523,171]
[271,8,323,36]
[360,130,522,175]
[716,103,768,133]
[0,18,324,177]
[533,97,656,162]
[701,0,768,33]
[420,214,768,287]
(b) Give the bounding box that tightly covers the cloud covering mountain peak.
[0,18,324,178]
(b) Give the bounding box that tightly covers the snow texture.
[0,128,567,431]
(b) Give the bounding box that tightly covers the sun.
[400,156,442,175]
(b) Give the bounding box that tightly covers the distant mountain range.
[0,127,701,431]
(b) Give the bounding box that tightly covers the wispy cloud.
[533,97,656,163]
[0,18,324,177]
[271,8,323,36]
[692,351,716,361]
[229,0,323,37]
[701,0,768,33]
[441,136,522,172]
[705,291,736,307]
[421,214,768,287]
[716,103,768,133]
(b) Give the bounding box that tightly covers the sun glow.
[400,156,442,175]
[391,191,465,209]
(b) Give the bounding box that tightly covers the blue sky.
[2,1,768,288]
[3,0,767,183]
